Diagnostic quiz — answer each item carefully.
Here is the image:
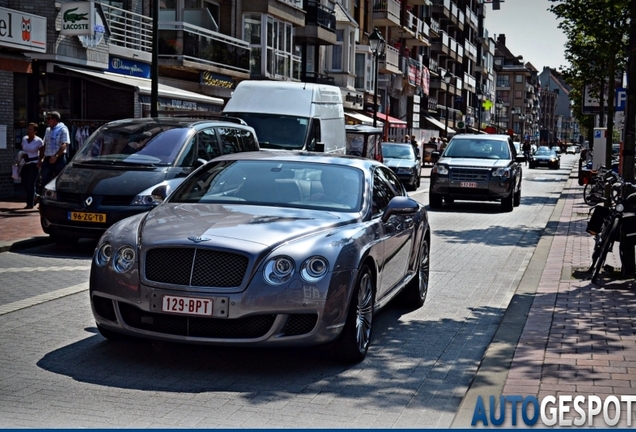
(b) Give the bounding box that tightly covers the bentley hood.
[140,203,356,249]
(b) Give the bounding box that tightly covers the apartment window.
[496,75,509,87]
[497,90,510,103]
[330,30,344,71]
[243,14,298,79]
[354,52,373,92]
[515,74,523,83]
[515,90,522,99]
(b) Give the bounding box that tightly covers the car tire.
[514,189,521,207]
[400,236,429,309]
[416,175,421,189]
[501,190,514,212]
[528,163,534,169]
[331,264,375,363]
[429,191,443,209]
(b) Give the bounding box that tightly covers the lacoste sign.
[60,2,95,36]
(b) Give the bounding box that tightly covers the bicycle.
[583,167,620,206]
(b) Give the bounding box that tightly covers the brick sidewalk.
[502,178,636,426]
[0,196,45,244]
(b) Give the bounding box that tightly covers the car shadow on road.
[35,303,508,411]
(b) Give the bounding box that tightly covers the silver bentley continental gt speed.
[90,151,431,363]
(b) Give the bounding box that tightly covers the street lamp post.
[151,0,159,117]
[495,99,503,133]
[369,28,386,129]
[444,70,452,137]
[476,88,483,134]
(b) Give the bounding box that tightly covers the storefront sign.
[61,2,96,36]
[342,90,363,110]
[108,56,150,79]
[0,7,46,53]
[139,95,221,112]
[201,71,233,89]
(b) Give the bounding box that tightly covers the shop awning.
[345,111,383,126]
[423,115,456,135]
[372,112,407,128]
[56,64,224,107]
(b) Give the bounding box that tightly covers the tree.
[549,0,629,173]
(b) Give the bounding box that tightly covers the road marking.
[0,282,88,316]
[0,266,90,273]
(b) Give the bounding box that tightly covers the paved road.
[0,155,578,428]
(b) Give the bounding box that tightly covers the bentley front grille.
[145,247,248,288]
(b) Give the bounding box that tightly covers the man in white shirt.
[38,111,70,196]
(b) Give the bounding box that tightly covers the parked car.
[566,146,577,155]
[89,151,431,363]
[429,134,524,212]
[381,142,422,191]
[40,117,259,244]
[529,146,560,169]
[345,124,383,162]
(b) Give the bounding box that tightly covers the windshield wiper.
[74,159,156,167]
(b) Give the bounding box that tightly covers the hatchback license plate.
[162,295,213,316]
[69,211,107,223]
[460,182,478,188]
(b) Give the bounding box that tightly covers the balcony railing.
[306,0,336,30]
[158,22,250,73]
[466,6,478,28]
[100,3,153,53]
[432,0,451,10]
[420,21,430,39]
[456,43,463,58]
[380,45,400,71]
[279,0,303,8]
[373,0,401,22]
[428,57,438,73]
[463,73,475,91]
[465,40,477,58]
[429,18,440,34]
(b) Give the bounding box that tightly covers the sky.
[483,0,570,71]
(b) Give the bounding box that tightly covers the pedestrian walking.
[38,111,70,196]
[20,123,44,209]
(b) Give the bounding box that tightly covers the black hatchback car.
[381,142,422,191]
[429,134,524,212]
[529,146,560,169]
[40,117,259,243]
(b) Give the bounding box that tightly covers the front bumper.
[430,173,513,201]
[40,200,153,239]
[89,267,356,347]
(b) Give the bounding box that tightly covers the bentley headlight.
[263,256,295,285]
[433,165,449,175]
[113,245,136,273]
[301,256,329,283]
[95,242,112,267]
[493,167,511,178]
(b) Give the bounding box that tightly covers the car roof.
[211,150,381,170]
[450,134,511,141]
[381,142,412,146]
[100,117,251,130]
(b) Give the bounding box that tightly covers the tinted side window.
[219,127,242,154]
[176,136,197,167]
[198,129,221,161]
[367,135,378,160]
[379,166,405,197]
[307,118,321,151]
[373,168,396,215]
[239,128,259,151]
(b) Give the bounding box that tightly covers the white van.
[223,81,346,154]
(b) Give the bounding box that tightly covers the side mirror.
[431,151,441,163]
[515,155,526,163]
[382,196,419,223]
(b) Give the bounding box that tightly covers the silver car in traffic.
[90,151,431,362]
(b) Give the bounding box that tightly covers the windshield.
[73,123,192,166]
[444,139,510,159]
[535,148,556,157]
[171,160,363,212]
[382,143,415,160]
[225,113,309,150]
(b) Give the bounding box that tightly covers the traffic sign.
[457,121,465,129]
[615,88,626,111]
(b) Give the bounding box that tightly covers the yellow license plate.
[68,211,107,223]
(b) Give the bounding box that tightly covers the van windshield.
[73,124,192,166]
[226,113,308,150]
